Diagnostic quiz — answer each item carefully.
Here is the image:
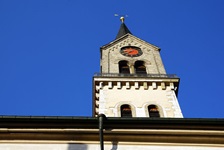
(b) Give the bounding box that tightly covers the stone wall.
[100,34,166,74]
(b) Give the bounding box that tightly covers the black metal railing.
[94,73,178,78]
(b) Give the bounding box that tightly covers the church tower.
[93,17,183,118]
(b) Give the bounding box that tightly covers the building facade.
[0,117,224,150]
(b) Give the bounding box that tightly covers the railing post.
[94,73,178,78]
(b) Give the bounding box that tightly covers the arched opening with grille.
[148,105,160,118]
[119,60,130,74]
[134,61,147,74]
[121,104,132,117]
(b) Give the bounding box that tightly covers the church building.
[0,17,223,150]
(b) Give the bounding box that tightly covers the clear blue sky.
[0,0,224,118]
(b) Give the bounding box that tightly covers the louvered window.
[134,61,147,74]
[119,61,130,74]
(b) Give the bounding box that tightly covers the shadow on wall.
[67,141,118,150]
[111,141,118,150]
[68,144,88,150]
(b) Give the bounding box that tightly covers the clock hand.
[129,50,133,53]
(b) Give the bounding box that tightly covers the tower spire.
[115,16,132,39]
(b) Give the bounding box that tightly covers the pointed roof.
[115,17,132,39]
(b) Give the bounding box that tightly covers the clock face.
[120,46,143,57]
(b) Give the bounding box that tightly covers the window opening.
[134,61,147,74]
[119,61,130,74]
[148,105,160,118]
[121,104,132,117]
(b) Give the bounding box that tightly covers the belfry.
[93,17,183,118]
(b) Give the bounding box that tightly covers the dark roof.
[1,116,224,144]
[0,115,224,130]
[116,22,132,39]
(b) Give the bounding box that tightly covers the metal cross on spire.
[114,14,132,39]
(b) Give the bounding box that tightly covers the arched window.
[121,104,132,117]
[134,61,147,74]
[119,61,130,74]
[148,105,160,118]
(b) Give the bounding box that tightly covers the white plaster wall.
[98,84,182,118]
[0,143,223,150]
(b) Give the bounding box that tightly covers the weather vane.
[114,14,128,23]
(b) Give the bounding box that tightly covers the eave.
[0,116,224,145]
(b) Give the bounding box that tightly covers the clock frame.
[120,46,143,57]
